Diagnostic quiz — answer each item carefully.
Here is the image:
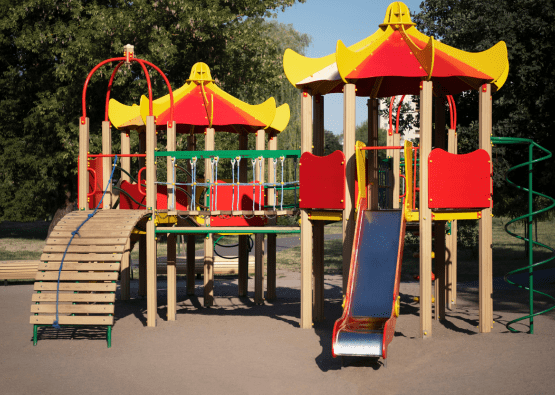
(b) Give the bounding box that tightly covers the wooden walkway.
[30,209,148,347]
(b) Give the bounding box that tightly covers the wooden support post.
[419,81,433,338]
[167,123,176,211]
[204,127,215,307]
[167,233,176,320]
[101,121,112,209]
[313,223,324,322]
[238,132,249,297]
[392,133,400,209]
[78,117,89,211]
[146,115,158,327]
[266,133,278,301]
[187,235,196,296]
[139,234,146,296]
[120,131,131,184]
[479,84,493,333]
[254,234,265,304]
[254,129,266,304]
[434,221,446,320]
[166,122,177,320]
[300,88,313,329]
[120,238,131,301]
[313,94,325,321]
[446,129,458,308]
[367,99,379,211]
[434,97,446,321]
[187,134,196,296]
[386,101,394,160]
[139,128,148,298]
[139,127,146,169]
[120,128,131,299]
[343,84,356,293]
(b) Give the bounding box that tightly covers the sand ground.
[1,271,554,395]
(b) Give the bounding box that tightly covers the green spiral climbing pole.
[491,136,555,333]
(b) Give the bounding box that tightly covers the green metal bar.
[490,136,555,333]
[107,326,112,348]
[33,324,38,346]
[155,149,300,160]
[155,228,300,235]
[528,143,534,333]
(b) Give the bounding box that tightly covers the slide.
[332,198,406,360]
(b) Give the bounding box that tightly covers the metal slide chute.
[332,198,406,361]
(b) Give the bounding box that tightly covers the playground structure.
[29,2,554,357]
[31,47,304,344]
[284,1,513,360]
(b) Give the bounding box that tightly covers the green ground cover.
[1,217,553,284]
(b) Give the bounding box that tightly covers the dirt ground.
[1,271,554,395]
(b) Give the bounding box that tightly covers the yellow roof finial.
[380,2,415,28]
[187,62,214,83]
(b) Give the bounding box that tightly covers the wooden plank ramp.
[30,209,148,348]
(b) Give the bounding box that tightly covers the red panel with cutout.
[428,148,491,209]
[299,150,346,210]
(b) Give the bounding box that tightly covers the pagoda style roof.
[283,2,509,97]
[109,62,290,134]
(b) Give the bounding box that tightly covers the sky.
[273,0,424,135]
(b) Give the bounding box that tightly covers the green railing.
[491,136,555,334]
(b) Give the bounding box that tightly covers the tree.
[415,0,555,219]
[323,130,342,156]
[0,0,306,221]
[355,120,388,161]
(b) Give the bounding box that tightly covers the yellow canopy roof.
[109,63,290,134]
[283,2,509,97]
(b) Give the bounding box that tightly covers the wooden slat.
[35,272,118,281]
[30,315,114,326]
[0,264,39,269]
[43,244,125,253]
[34,282,117,292]
[46,237,128,246]
[31,304,114,314]
[32,293,116,302]
[31,292,116,303]
[57,218,136,224]
[0,260,39,265]
[38,262,120,271]
[1,274,37,279]
[49,231,131,238]
[40,253,123,262]
[54,225,133,231]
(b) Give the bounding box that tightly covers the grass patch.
[2,217,553,286]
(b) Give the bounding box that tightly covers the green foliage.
[0,0,306,221]
[355,120,388,161]
[378,97,417,136]
[323,130,341,156]
[415,0,555,220]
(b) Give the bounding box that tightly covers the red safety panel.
[88,158,103,209]
[210,182,266,226]
[119,180,188,211]
[299,150,346,210]
[428,148,491,209]
[119,181,145,210]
